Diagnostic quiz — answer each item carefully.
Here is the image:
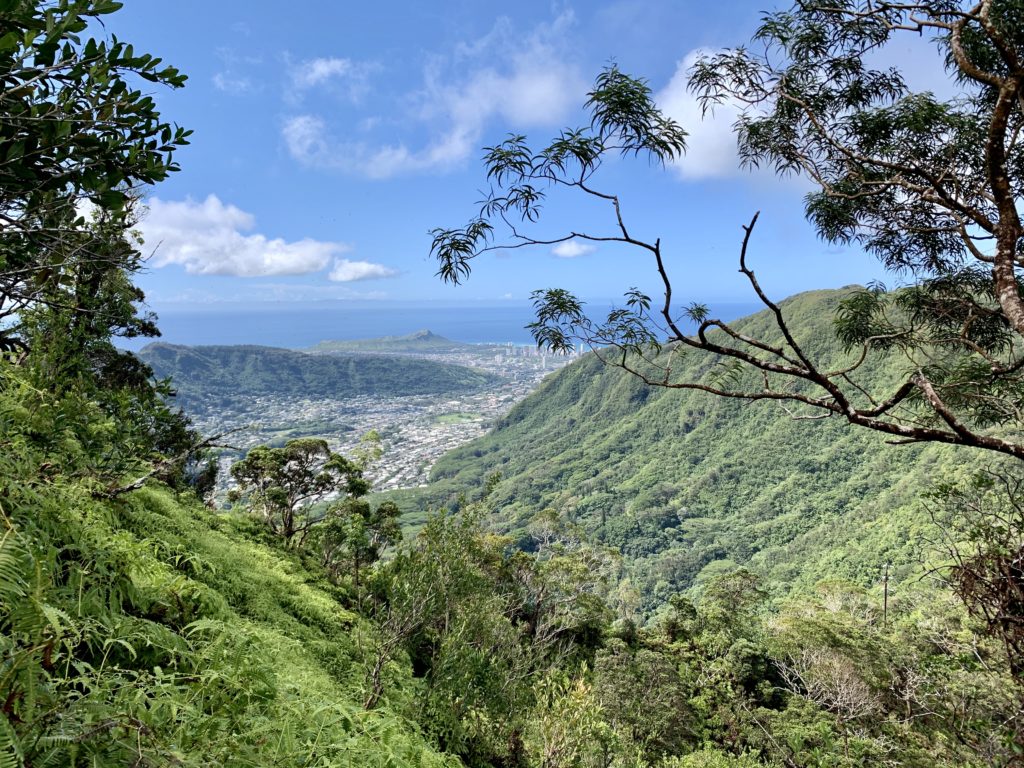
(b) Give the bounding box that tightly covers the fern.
[0,368,454,767]
[0,530,28,604]
[0,717,23,768]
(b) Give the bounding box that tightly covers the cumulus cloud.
[282,13,585,178]
[657,49,744,180]
[137,195,350,277]
[281,115,332,163]
[280,118,480,179]
[552,240,596,258]
[656,44,959,182]
[211,46,263,96]
[289,56,375,102]
[328,258,399,282]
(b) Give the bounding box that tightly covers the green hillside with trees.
[0,410,454,765]
[137,342,499,403]
[3,0,1024,766]
[405,289,969,607]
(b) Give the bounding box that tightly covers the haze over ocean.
[122,302,763,350]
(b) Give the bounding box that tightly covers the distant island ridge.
[307,329,473,354]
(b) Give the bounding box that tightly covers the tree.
[317,498,401,591]
[430,2,1024,462]
[16,205,209,487]
[229,438,368,545]
[0,0,189,353]
[0,0,203,490]
[512,509,614,665]
[366,503,616,764]
[431,7,1024,716]
[591,641,694,764]
[524,669,611,768]
[368,506,532,759]
[928,469,1024,682]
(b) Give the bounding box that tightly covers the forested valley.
[2,1,1024,767]
[403,289,976,606]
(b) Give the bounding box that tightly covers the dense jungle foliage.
[4,373,1020,767]
[0,390,454,766]
[1,0,1022,766]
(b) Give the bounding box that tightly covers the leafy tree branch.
[431,4,1024,462]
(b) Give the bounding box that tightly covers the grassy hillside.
[0,382,454,765]
[137,342,499,402]
[407,288,980,607]
[309,330,472,354]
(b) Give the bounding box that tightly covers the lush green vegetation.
[399,290,972,610]
[309,330,471,354]
[5,364,1019,765]
[421,12,1024,752]
[2,0,1022,765]
[137,342,500,404]
[0,384,453,765]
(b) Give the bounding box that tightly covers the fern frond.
[0,530,29,604]
[0,717,24,768]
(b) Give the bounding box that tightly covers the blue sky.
[108,0,916,310]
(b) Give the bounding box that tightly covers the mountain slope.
[138,342,499,401]
[0,381,453,765]
[411,288,979,606]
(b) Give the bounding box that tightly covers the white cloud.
[552,240,596,258]
[656,42,963,183]
[283,12,585,178]
[138,195,349,277]
[280,115,427,180]
[212,47,262,95]
[657,49,744,180]
[289,56,375,103]
[328,258,399,282]
[282,115,331,162]
[213,71,254,94]
[293,57,353,88]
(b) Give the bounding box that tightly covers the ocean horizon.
[118,301,764,351]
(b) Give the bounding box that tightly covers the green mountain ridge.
[401,287,979,609]
[138,342,499,402]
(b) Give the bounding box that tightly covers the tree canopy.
[229,437,370,545]
[0,0,189,354]
[431,1,1024,463]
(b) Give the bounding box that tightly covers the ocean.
[119,301,763,350]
